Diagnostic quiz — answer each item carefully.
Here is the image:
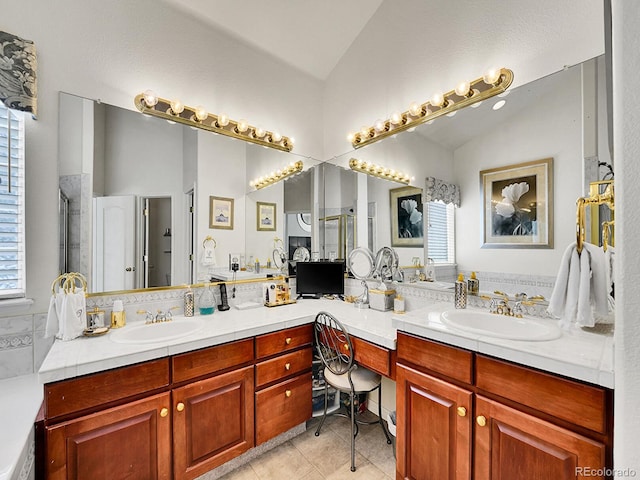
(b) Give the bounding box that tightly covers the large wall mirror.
[325,55,611,279]
[58,92,321,294]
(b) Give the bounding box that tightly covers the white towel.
[200,246,217,267]
[548,242,613,328]
[45,290,86,341]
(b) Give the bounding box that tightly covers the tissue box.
[369,288,396,311]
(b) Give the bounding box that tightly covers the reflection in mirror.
[58,92,322,293]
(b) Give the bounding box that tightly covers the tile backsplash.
[0,312,54,380]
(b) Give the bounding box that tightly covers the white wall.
[2,0,323,312]
[612,0,640,471]
[454,65,583,275]
[323,0,604,158]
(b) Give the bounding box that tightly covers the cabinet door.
[172,366,254,480]
[46,392,172,480]
[474,396,606,480]
[396,364,472,480]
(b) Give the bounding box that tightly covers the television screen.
[295,261,345,298]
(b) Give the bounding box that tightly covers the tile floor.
[219,412,396,480]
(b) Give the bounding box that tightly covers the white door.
[93,195,136,291]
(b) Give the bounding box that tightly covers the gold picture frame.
[256,201,276,231]
[209,196,234,230]
[480,158,553,248]
[390,186,424,247]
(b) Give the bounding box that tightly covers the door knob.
[176,402,185,412]
[457,406,467,417]
[476,415,487,427]
[160,408,168,418]
[125,266,136,272]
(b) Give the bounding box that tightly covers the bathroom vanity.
[34,298,613,479]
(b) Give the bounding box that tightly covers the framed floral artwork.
[390,186,424,247]
[256,201,276,231]
[480,158,553,248]
[209,196,234,229]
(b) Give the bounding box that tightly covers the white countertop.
[392,303,614,388]
[39,298,398,384]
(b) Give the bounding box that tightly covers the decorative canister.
[455,274,467,309]
[184,289,194,317]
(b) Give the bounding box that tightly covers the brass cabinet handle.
[285,362,291,371]
[160,408,169,418]
[476,415,487,427]
[344,344,349,351]
[285,337,292,345]
[285,390,292,398]
[176,402,185,412]
[457,406,467,417]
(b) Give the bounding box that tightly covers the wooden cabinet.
[396,332,612,480]
[254,325,313,445]
[173,366,254,480]
[396,364,472,480]
[46,392,172,480]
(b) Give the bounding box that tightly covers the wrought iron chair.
[313,311,392,472]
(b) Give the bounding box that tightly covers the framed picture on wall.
[480,158,553,248]
[256,202,277,231]
[209,196,234,230]
[390,186,424,247]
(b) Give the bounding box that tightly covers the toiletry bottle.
[111,300,126,328]
[394,294,405,314]
[255,258,260,274]
[198,285,215,315]
[455,274,467,309]
[184,289,194,317]
[468,271,479,296]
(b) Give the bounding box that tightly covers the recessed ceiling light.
[492,100,506,111]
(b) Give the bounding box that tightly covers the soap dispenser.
[455,274,467,309]
[198,285,215,315]
[467,271,479,296]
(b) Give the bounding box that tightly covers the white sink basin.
[110,318,206,344]
[440,310,562,341]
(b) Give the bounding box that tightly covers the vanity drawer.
[255,324,313,359]
[397,332,473,385]
[476,355,608,434]
[255,346,313,388]
[172,338,254,384]
[255,373,312,445]
[45,358,170,421]
[339,337,394,378]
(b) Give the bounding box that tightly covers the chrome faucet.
[490,291,544,318]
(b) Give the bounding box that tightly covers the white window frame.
[0,105,26,300]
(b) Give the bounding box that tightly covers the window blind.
[0,105,25,298]
[427,201,455,264]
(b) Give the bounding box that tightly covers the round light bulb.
[272,132,282,143]
[409,102,422,116]
[194,105,208,122]
[170,99,184,115]
[374,119,386,132]
[289,137,295,145]
[249,180,255,187]
[237,119,249,133]
[431,92,445,107]
[390,112,403,125]
[255,127,265,138]
[360,126,370,138]
[347,132,355,142]
[455,81,471,97]
[142,90,158,107]
[217,113,229,127]
[483,68,501,85]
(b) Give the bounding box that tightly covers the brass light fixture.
[134,91,294,152]
[349,67,513,149]
[250,160,304,190]
[349,158,410,184]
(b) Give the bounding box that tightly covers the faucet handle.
[137,309,155,323]
[489,298,505,314]
[511,301,525,318]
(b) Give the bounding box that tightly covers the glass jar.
[198,285,215,315]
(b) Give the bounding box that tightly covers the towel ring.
[52,272,87,295]
[203,236,217,249]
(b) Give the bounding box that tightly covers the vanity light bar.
[349,67,513,149]
[250,160,304,190]
[134,92,294,152]
[349,158,410,184]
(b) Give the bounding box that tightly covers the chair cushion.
[324,364,381,393]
